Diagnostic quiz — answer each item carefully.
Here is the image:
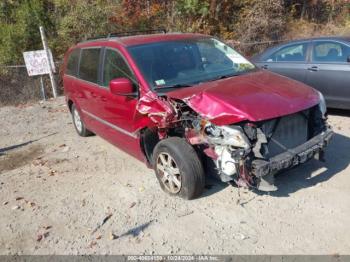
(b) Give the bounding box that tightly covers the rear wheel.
[71,104,93,137]
[153,137,205,200]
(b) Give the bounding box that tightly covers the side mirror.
[109,78,136,97]
[347,55,350,63]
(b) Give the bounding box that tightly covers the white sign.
[23,50,51,76]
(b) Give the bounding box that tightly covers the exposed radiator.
[260,110,310,158]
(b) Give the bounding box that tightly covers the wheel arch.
[140,127,160,166]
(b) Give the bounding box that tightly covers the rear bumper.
[251,127,333,178]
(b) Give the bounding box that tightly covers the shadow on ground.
[257,132,350,197]
[0,132,57,156]
[118,220,154,238]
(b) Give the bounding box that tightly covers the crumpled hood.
[167,70,320,125]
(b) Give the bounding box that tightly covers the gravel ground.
[0,97,350,255]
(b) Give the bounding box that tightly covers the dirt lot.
[0,97,350,255]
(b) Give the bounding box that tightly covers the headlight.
[220,126,251,149]
[204,122,250,149]
[318,91,327,117]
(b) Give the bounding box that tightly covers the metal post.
[40,76,46,101]
[39,26,58,98]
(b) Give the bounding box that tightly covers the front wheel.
[153,137,205,200]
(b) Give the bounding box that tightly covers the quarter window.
[265,43,308,62]
[312,41,350,63]
[103,49,134,86]
[79,48,101,83]
[66,49,80,76]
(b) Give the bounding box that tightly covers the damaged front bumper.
[251,127,333,191]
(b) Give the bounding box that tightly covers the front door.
[259,42,310,83]
[87,47,141,158]
[306,40,350,109]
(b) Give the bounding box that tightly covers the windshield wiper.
[206,73,238,82]
[153,83,193,90]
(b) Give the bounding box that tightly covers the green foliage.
[0,0,53,64]
[0,0,349,65]
[53,1,116,56]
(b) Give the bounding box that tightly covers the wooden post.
[39,26,58,98]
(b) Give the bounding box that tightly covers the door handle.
[261,64,269,69]
[307,66,319,72]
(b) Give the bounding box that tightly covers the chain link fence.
[0,63,63,106]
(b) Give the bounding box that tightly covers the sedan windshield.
[128,38,256,91]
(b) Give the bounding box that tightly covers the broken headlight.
[204,122,251,149]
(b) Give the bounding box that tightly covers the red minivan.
[63,30,333,199]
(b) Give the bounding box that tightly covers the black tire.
[153,137,205,200]
[71,104,93,137]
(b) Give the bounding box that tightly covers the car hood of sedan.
[166,70,320,125]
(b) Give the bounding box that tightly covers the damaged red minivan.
[63,30,333,199]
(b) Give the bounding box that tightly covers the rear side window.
[66,49,80,76]
[79,48,101,83]
[312,41,350,63]
[102,49,134,86]
[265,43,308,62]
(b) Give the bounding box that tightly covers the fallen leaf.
[15,197,24,201]
[12,205,20,210]
[88,241,97,248]
[58,144,66,147]
[129,202,136,208]
[49,170,57,176]
[61,146,70,153]
[109,232,118,240]
[3,201,9,205]
[96,235,102,240]
[43,225,52,230]
[25,200,36,207]
[139,186,145,192]
[37,234,43,242]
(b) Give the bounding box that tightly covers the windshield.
[128,38,256,91]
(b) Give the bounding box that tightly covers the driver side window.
[102,49,135,87]
[265,43,308,62]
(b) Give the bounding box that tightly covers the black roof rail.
[109,28,166,38]
[86,28,166,41]
[85,34,109,41]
